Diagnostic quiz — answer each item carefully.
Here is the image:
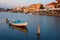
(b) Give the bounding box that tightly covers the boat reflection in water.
[9,24,28,34]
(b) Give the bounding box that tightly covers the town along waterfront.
[0,12,60,40]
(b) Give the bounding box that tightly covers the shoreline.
[0,11,60,17]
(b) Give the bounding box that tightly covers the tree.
[40,4,44,9]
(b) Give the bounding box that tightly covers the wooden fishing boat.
[6,19,28,29]
[9,20,28,28]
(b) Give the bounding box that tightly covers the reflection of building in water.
[9,25,28,34]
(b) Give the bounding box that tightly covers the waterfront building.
[45,0,60,16]
[45,0,60,8]
[12,7,22,12]
[22,7,29,13]
[56,0,60,8]
[28,4,44,13]
[45,2,57,9]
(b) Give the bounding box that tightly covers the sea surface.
[0,12,60,40]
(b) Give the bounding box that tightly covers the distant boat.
[6,19,28,29]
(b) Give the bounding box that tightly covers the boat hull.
[9,22,28,29]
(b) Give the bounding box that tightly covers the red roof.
[56,0,60,1]
[46,2,57,6]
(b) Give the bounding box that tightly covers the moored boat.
[6,19,28,29]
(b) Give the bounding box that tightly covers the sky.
[0,0,56,8]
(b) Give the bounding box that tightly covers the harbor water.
[0,12,60,40]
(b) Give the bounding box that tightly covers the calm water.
[0,12,60,40]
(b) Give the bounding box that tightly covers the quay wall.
[34,8,60,16]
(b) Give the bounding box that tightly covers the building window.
[54,13,56,14]
[50,13,52,14]
[58,5,60,8]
